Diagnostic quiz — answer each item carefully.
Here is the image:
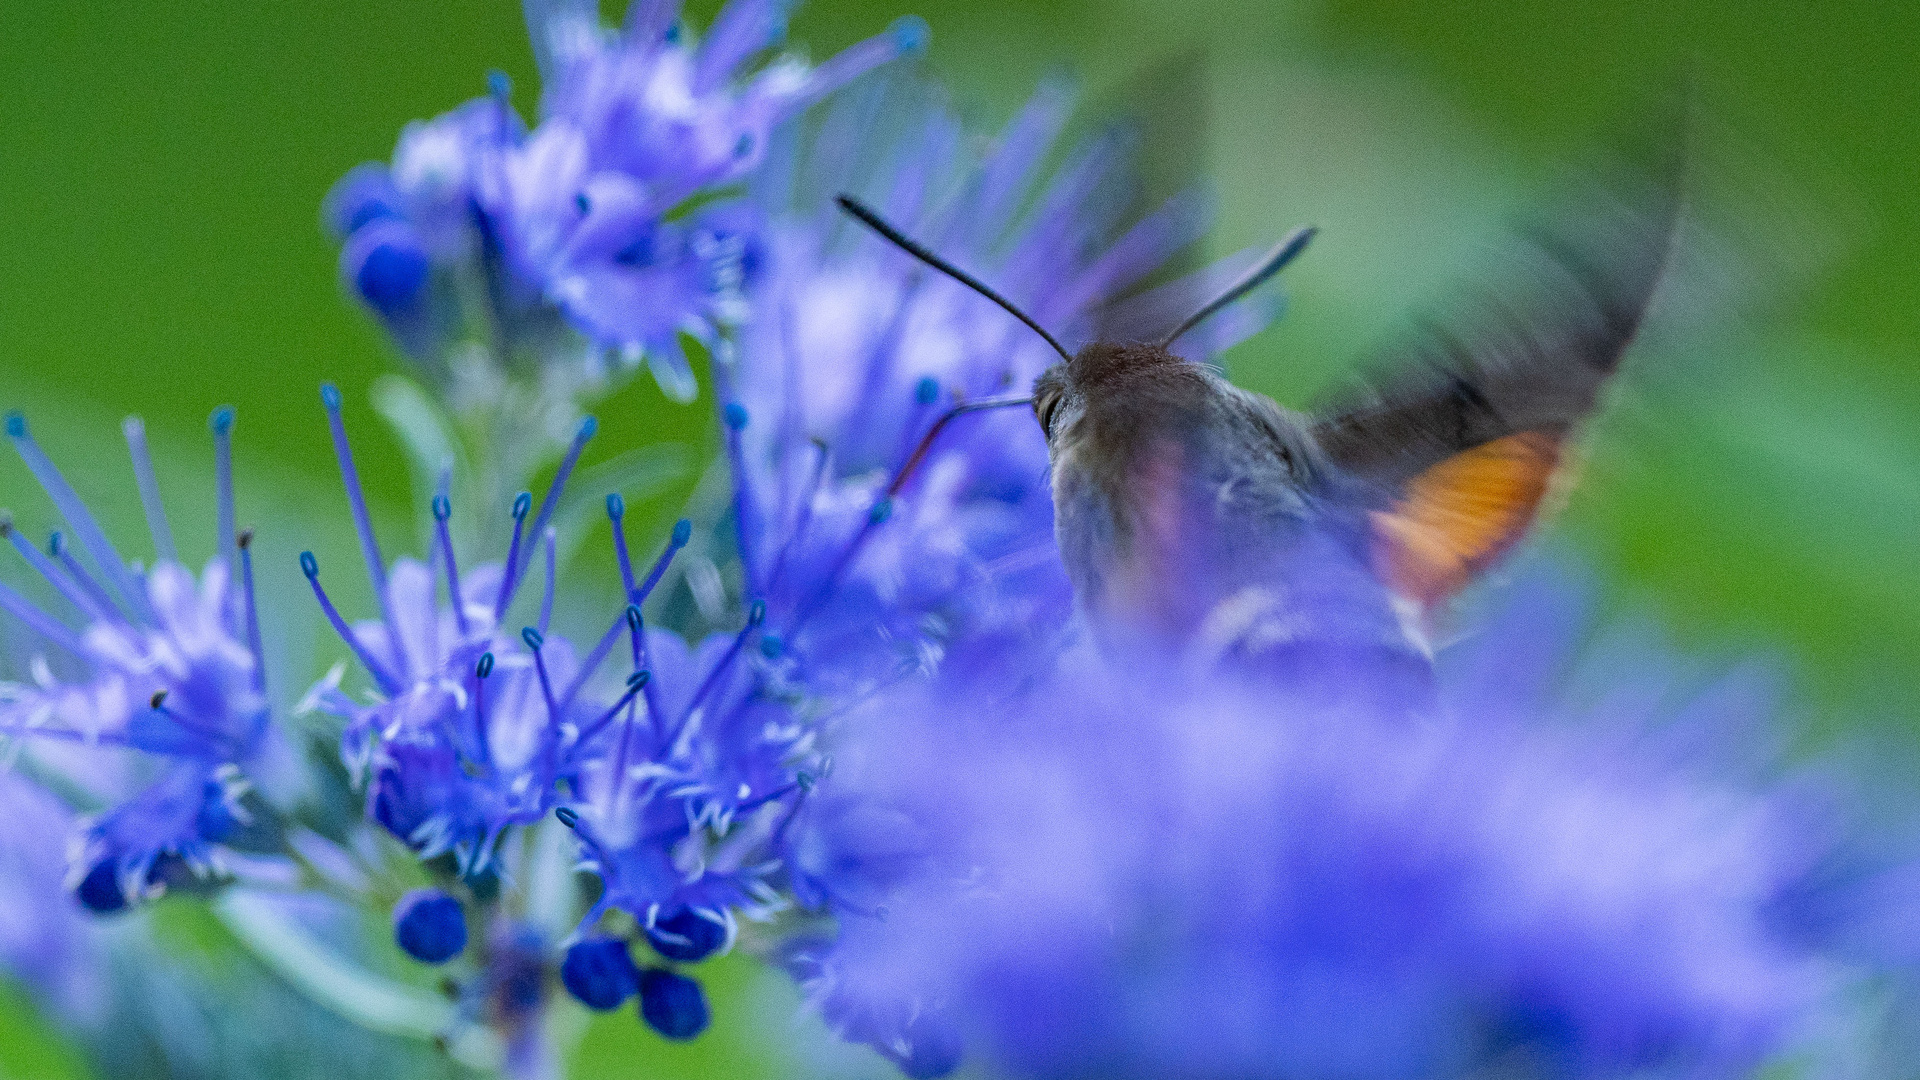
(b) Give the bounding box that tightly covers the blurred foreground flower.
[792,561,1849,1079]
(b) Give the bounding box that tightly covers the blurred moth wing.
[1311,129,1684,609]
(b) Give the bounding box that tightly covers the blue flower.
[791,558,1843,1078]
[300,389,621,872]
[556,606,804,930]
[302,386,807,952]
[0,410,274,912]
[325,0,926,401]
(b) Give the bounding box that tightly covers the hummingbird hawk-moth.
[836,130,1679,660]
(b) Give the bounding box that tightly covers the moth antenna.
[1159,225,1318,350]
[835,194,1074,365]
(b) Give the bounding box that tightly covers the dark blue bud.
[561,938,639,1011]
[575,192,591,215]
[355,242,430,316]
[869,498,894,525]
[521,626,544,650]
[723,402,748,431]
[758,634,784,659]
[432,495,452,521]
[76,859,128,915]
[393,889,466,964]
[299,551,319,579]
[554,806,578,829]
[671,519,692,546]
[795,771,814,792]
[733,133,754,159]
[4,413,25,439]
[606,493,625,520]
[625,604,642,632]
[663,20,682,43]
[577,415,598,439]
[747,599,766,627]
[486,69,511,101]
[47,531,63,557]
[889,15,931,56]
[638,969,709,1040]
[646,908,727,963]
[210,406,235,434]
[476,652,495,679]
[626,669,650,689]
[512,492,532,520]
[914,376,940,405]
[320,384,343,411]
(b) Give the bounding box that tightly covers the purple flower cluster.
[0,410,275,915]
[325,0,926,401]
[789,562,1843,1079]
[299,385,809,1041]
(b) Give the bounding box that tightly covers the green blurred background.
[0,0,1916,1076]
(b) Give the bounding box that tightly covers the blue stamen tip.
[522,626,544,650]
[476,652,495,679]
[486,69,512,100]
[512,492,532,520]
[577,415,599,440]
[575,192,591,216]
[747,600,766,627]
[723,402,748,431]
[210,406,235,434]
[4,413,25,439]
[671,519,692,546]
[625,604,642,632]
[733,133,754,159]
[889,15,931,56]
[554,806,579,829]
[914,377,940,405]
[320,384,343,411]
[759,634,784,659]
[627,669,651,689]
[606,493,625,520]
[47,531,63,557]
[299,551,319,579]
[432,495,452,521]
[663,21,681,43]
[869,498,894,524]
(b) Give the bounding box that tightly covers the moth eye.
[1036,392,1062,438]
